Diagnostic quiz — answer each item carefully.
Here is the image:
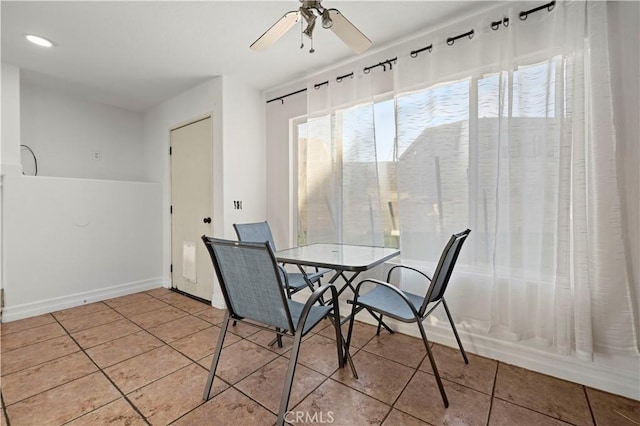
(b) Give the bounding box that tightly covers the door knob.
[203,217,212,224]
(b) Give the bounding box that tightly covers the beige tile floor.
[1,288,638,425]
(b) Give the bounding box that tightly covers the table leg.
[330,270,395,334]
[326,314,358,379]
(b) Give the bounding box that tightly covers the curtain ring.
[491,21,500,31]
[410,51,418,58]
[503,17,509,27]
[447,37,454,46]
[468,30,474,40]
[547,2,555,11]
[519,12,528,21]
[280,98,284,105]
[363,67,371,74]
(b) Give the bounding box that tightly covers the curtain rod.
[520,1,555,20]
[447,29,474,46]
[363,57,397,74]
[266,88,307,104]
[266,0,556,104]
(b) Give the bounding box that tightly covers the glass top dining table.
[275,243,399,272]
[275,243,400,298]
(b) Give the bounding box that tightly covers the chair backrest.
[234,221,277,251]
[420,229,471,314]
[201,236,294,332]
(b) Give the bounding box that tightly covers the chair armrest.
[386,265,432,292]
[277,264,292,293]
[352,278,422,320]
[295,284,339,332]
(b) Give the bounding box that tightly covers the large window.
[297,58,560,278]
[296,99,399,248]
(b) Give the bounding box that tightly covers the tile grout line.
[0,317,60,337]
[5,291,613,426]
[486,360,500,425]
[0,337,82,377]
[186,332,313,421]
[72,296,209,414]
[131,295,240,424]
[1,390,12,426]
[380,347,428,424]
[583,385,598,426]
[51,314,153,426]
[90,294,219,422]
[1,291,208,425]
[489,364,585,426]
[209,321,351,421]
[64,291,219,424]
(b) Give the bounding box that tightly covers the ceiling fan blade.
[327,9,372,54]
[250,11,301,51]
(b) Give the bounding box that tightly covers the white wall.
[142,76,265,307]
[221,76,267,236]
[2,175,162,321]
[20,80,146,181]
[266,87,306,250]
[1,63,22,175]
[0,62,22,310]
[143,77,223,302]
[1,62,163,321]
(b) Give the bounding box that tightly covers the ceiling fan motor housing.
[300,0,323,10]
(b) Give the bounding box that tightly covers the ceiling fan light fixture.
[25,34,54,48]
[300,7,316,39]
[321,9,333,29]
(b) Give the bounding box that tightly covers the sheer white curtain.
[296,1,637,359]
[392,1,636,358]
[300,66,392,246]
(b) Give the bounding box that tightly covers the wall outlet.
[92,151,101,161]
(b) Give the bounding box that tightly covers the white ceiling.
[1,1,491,112]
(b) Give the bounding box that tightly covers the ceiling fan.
[250,0,372,54]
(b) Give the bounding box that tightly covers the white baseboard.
[211,292,225,309]
[339,300,640,401]
[1,278,164,322]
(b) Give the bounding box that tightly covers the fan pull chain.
[300,19,304,49]
[309,36,315,53]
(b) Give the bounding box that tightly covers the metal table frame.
[275,243,400,331]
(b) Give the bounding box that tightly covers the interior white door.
[170,117,213,301]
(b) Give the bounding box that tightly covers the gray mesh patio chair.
[234,221,327,298]
[201,236,357,426]
[345,229,471,408]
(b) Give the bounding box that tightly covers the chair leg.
[344,304,361,379]
[417,321,449,408]
[276,331,304,426]
[275,327,283,348]
[376,315,383,335]
[331,310,345,369]
[203,311,230,400]
[442,298,468,364]
[367,308,394,335]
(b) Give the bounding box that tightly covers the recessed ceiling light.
[25,34,54,48]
